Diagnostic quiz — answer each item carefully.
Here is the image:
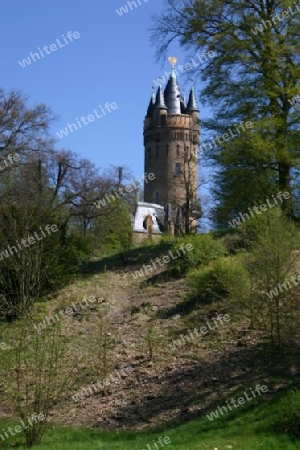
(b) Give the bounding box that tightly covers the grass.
[1,241,299,449]
[0,387,299,449]
[80,239,175,276]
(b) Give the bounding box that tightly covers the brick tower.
[132,57,200,241]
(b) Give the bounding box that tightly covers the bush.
[186,255,251,304]
[242,208,299,351]
[220,230,248,254]
[275,388,300,438]
[42,231,91,292]
[1,319,70,447]
[171,233,228,275]
[94,199,132,254]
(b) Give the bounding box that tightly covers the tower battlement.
[144,113,197,130]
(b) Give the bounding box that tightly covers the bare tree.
[178,147,202,234]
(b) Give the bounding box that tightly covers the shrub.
[242,208,299,351]
[220,230,248,254]
[275,388,300,438]
[186,255,251,305]
[1,319,70,447]
[38,230,91,294]
[171,233,228,275]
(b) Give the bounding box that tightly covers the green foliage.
[41,231,91,293]
[275,388,300,438]
[94,198,132,254]
[186,255,250,304]
[219,229,248,254]
[242,208,300,350]
[1,318,71,447]
[242,206,298,253]
[65,233,91,264]
[153,1,300,223]
[171,233,228,275]
[0,202,91,318]
[0,382,299,449]
[212,128,279,227]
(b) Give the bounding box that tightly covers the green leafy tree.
[152,0,300,224]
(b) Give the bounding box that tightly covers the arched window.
[156,146,159,158]
[174,162,181,176]
[176,145,180,156]
[148,148,151,159]
[155,191,160,204]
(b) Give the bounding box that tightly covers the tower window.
[148,148,151,159]
[174,162,181,176]
[176,145,180,156]
[165,144,169,156]
[156,146,159,158]
[155,191,160,204]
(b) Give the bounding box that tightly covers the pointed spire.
[164,76,181,114]
[164,57,181,114]
[154,80,167,110]
[186,81,199,112]
[152,85,155,99]
[146,86,156,117]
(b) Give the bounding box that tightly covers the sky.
[1,0,213,224]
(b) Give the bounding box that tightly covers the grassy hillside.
[0,387,300,449]
[0,239,299,449]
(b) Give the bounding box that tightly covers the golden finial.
[168,56,178,69]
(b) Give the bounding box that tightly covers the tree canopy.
[152,0,300,225]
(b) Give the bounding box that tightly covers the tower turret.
[154,83,168,110]
[146,88,155,117]
[186,83,199,114]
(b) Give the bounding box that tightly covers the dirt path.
[1,261,297,430]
